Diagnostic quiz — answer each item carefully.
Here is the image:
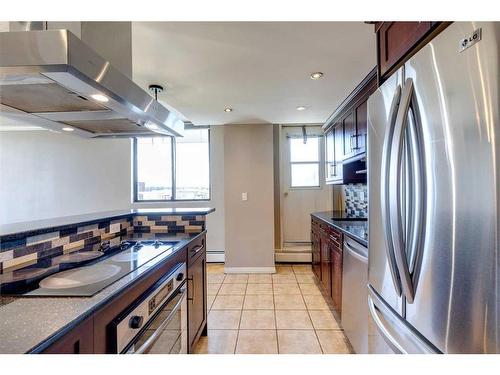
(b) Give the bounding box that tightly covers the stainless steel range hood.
[0,29,185,138]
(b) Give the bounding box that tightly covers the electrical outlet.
[242,192,248,201]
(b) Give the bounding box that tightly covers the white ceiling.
[132,22,376,126]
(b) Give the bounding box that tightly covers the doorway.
[277,125,333,262]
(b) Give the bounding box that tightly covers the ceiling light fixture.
[145,122,160,131]
[62,127,74,132]
[224,108,233,112]
[148,84,164,100]
[310,72,324,80]
[296,106,307,111]
[90,94,109,102]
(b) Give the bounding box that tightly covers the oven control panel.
[148,279,173,314]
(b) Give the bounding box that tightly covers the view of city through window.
[135,128,210,201]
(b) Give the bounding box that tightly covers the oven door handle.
[132,286,187,354]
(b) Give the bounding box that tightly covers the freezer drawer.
[368,286,438,354]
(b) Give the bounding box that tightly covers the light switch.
[242,192,248,201]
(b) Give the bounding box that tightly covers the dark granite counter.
[0,207,215,238]
[0,231,204,354]
[311,211,368,247]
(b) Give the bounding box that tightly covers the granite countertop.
[0,207,215,237]
[311,211,368,247]
[0,231,204,354]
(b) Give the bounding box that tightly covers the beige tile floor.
[194,263,353,354]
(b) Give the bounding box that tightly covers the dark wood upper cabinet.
[323,68,377,184]
[354,100,368,153]
[342,112,355,158]
[333,122,344,181]
[325,121,344,184]
[374,22,449,81]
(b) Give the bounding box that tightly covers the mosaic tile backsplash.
[344,183,368,218]
[133,215,206,234]
[0,214,206,273]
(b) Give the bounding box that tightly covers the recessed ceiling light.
[90,94,109,103]
[145,122,160,131]
[224,108,233,112]
[62,127,74,132]
[310,72,324,80]
[296,106,307,111]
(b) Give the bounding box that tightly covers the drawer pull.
[190,245,203,256]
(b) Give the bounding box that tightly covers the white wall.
[0,130,131,224]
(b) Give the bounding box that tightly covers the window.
[289,137,320,188]
[134,128,210,201]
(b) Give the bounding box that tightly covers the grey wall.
[223,124,275,271]
[0,131,131,224]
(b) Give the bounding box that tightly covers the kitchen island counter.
[0,208,215,238]
[0,231,204,354]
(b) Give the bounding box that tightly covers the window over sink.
[134,127,210,201]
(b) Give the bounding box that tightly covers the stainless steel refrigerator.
[367,21,499,354]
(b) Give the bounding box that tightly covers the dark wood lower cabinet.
[331,247,343,317]
[320,237,332,297]
[188,249,207,353]
[311,231,321,280]
[311,216,343,316]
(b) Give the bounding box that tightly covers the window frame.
[133,127,211,202]
[287,135,323,190]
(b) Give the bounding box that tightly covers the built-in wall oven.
[110,263,187,354]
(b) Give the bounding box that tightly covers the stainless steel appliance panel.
[114,263,187,354]
[341,237,368,353]
[0,30,185,137]
[367,69,404,315]
[402,22,500,354]
[125,285,187,354]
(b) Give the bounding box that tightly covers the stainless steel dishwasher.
[341,236,368,354]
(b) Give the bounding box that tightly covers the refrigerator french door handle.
[406,101,425,277]
[389,78,415,303]
[380,84,403,296]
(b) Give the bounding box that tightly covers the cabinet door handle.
[350,133,361,151]
[190,245,203,256]
[187,276,195,302]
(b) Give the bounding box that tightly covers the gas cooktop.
[0,239,177,297]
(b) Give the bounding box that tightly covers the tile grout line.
[232,275,247,354]
[272,268,280,354]
[295,265,325,354]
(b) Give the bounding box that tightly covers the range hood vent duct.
[0,29,185,138]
